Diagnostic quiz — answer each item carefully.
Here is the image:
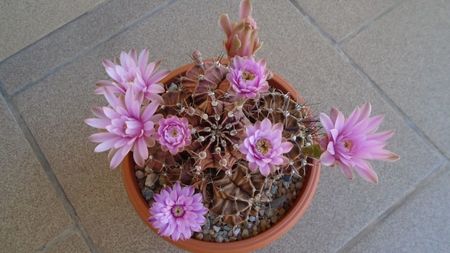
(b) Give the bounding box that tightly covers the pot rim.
[121,62,321,253]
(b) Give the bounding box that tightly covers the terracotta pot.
[121,63,321,253]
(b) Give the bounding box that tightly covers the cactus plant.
[86,0,398,245]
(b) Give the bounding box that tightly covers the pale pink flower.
[239,118,294,176]
[219,0,262,57]
[149,182,207,241]
[319,103,400,184]
[85,89,161,169]
[226,56,269,99]
[157,116,191,155]
[96,49,168,102]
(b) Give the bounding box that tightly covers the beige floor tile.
[343,0,450,157]
[348,165,450,253]
[46,232,90,253]
[0,98,71,252]
[11,0,444,252]
[294,0,396,41]
[0,0,105,61]
[0,0,167,95]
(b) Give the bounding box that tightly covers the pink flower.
[226,56,269,99]
[96,49,168,102]
[319,103,400,184]
[219,0,262,57]
[85,89,161,169]
[239,118,294,176]
[157,116,191,154]
[149,182,207,241]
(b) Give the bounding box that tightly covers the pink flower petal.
[320,113,334,132]
[353,159,378,184]
[320,151,336,166]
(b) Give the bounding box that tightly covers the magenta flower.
[149,182,207,241]
[96,49,168,102]
[319,103,400,184]
[157,116,192,154]
[85,89,161,169]
[239,118,294,176]
[226,56,269,99]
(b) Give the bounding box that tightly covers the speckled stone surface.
[46,232,91,253]
[1,0,449,252]
[0,0,105,61]
[10,0,445,252]
[0,96,71,252]
[0,0,167,95]
[343,0,450,157]
[348,165,450,253]
[293,0,396,41]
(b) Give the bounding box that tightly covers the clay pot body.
[122,63,321,253]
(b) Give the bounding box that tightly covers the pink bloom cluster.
[96,49,168,102]
[149,182,208,241]
[239,118,293,176]
[85,89,161,169]
[319,103,399,184]
[227,56,269,99]
[157,116,191,154]
[86,49,170,168]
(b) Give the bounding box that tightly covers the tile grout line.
[336,160,449,253]
[288,0,448,160]
[0,0,115,66]
[287,0,450,250]
[336,48,449,159]
[0,81,99,253]
[337,0,407,45]
[10,0,178,97]
[34,225,78,253]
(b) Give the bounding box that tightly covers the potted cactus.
[85,1,399,252]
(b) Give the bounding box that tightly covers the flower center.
[242,70,256,81]
[344,140,353,151]
[256,138,272,155]
[170,128,179,137]
[171,205,185,218]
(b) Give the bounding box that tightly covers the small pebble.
[242,229,250,238]
[249,216,256,222]
[271,196,287,209]
[260,219,268,229]
[213,226,221,233]
[145,173,158,187]
[283,175,291,181]
[216,235,224,243]
[158,176,168,186]
[271,216,278,224]
[141,188,153,201]
[271,185,278,195]
[135,170,145,179]
[278,208,286,216]
[233,227,241,236]
[195,233,203,240]
[287,192,294,201]
[209,229,215,236]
